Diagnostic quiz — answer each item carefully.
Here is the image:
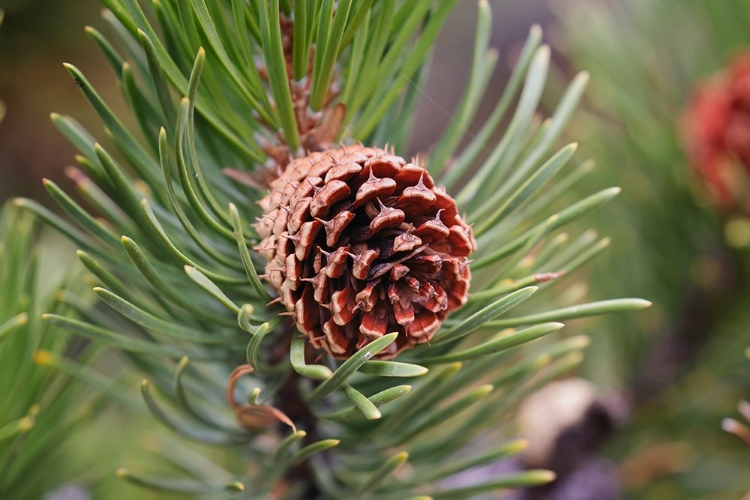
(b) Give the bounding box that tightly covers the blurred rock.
[517,378,629,500]
[44,484,90,500]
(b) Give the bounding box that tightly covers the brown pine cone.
[255,146,475,359]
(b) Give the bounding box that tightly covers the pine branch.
[14,1,647,498]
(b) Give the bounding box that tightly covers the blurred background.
[1,0,749,499]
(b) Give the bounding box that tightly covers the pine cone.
[255,146,475,359]
[682,55,750,212]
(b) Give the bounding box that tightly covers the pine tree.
[0,202,99,498]
[14,1,648,497]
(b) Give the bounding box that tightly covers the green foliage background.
[556,0,750,498]
[0,0,749,499]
